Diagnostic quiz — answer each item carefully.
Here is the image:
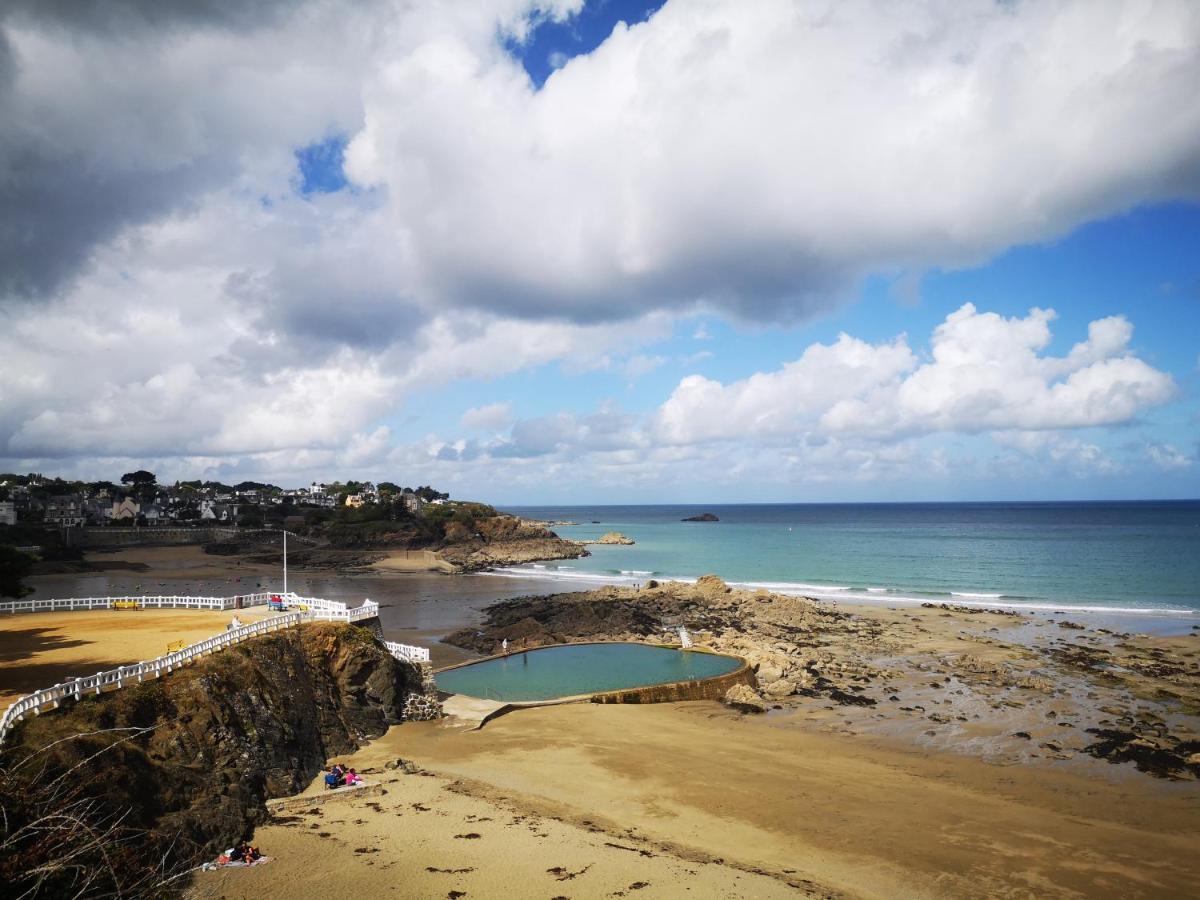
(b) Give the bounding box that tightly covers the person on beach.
[502,638,508,654]
[325,765,345,789]
[344,768,361,786]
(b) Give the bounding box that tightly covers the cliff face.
[436,514,588,570]
[0,623,422,896]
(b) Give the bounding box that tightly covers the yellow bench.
[112,600,141,610]
[165,639,189,653]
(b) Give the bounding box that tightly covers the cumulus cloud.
[654,305,1175,444]
[346,0,1200,321]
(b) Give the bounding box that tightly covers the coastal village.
[0,472,449,531]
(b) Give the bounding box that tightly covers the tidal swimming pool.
[434,642,743,702]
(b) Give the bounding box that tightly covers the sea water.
[497,502,1200,620]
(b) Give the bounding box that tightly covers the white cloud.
[346,0,1200,321]
[655,304,1175,444]
[1146,442,1192,471]
[623,354,667,380]
[461,402,514,431]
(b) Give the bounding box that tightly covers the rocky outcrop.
[0,623,424,895]
[682,512,719,522]
[436,515,588,571]
[588,531,635,545]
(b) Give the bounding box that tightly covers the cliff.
[0,622,423,897]
[435,514,588,570]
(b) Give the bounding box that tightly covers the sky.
[0,0,1198,504]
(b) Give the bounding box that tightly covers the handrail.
[384,640,431,663]
[0,591,282,615]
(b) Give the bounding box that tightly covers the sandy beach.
[9,547,1200,898]
[191,695,1200,898]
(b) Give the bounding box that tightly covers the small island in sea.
[682,512,720,522]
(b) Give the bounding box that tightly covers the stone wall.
[588,660,755,705]
[75,526,238,547]
[403,661,444,721]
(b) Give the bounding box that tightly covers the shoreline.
[485,564,1200,635]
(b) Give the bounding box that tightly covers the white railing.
[0,613,302,743]
[384,640,431,663]
[0,591,282,615]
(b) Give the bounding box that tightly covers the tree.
[0,545,34,599]
[121,471,157,503]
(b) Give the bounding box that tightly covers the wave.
[484,565,1197,619]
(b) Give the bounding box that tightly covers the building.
[399,490,426,513]
[344,493,366,508]
[0,500,16,526]
[112,497,141,522]
[84,498,112,524]
[44,494,86,528]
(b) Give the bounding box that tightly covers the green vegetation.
[0,545,34,598]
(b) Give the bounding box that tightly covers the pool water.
[434,642,743,702]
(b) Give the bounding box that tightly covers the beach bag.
[325,773,338,789]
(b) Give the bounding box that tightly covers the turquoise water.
[435,643,742,701]
[498,503,1200,618]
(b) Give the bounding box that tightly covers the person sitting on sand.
[344,768,361,786]
[325,765,343,790]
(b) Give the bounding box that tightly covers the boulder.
[696,574,730,595]
[723,684,766,713]
[756,662,786,685]
[761,679,797,700]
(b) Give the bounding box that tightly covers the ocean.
[497,502,1200,621]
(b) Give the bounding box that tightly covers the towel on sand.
[203,855,272,870]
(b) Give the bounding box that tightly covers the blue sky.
[1,0,1197,502]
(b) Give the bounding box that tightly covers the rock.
[761,679,797,700]
[385,758,421,774]
[590,532,635,545]
[696,574,730,595]
[756,663,786,685]
[723,684,766,713]
[682,513,720,522]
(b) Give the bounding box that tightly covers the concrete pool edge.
[433,640,755,725]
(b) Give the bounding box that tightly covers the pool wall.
[435,640,755,706]
[588,656,754,704]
